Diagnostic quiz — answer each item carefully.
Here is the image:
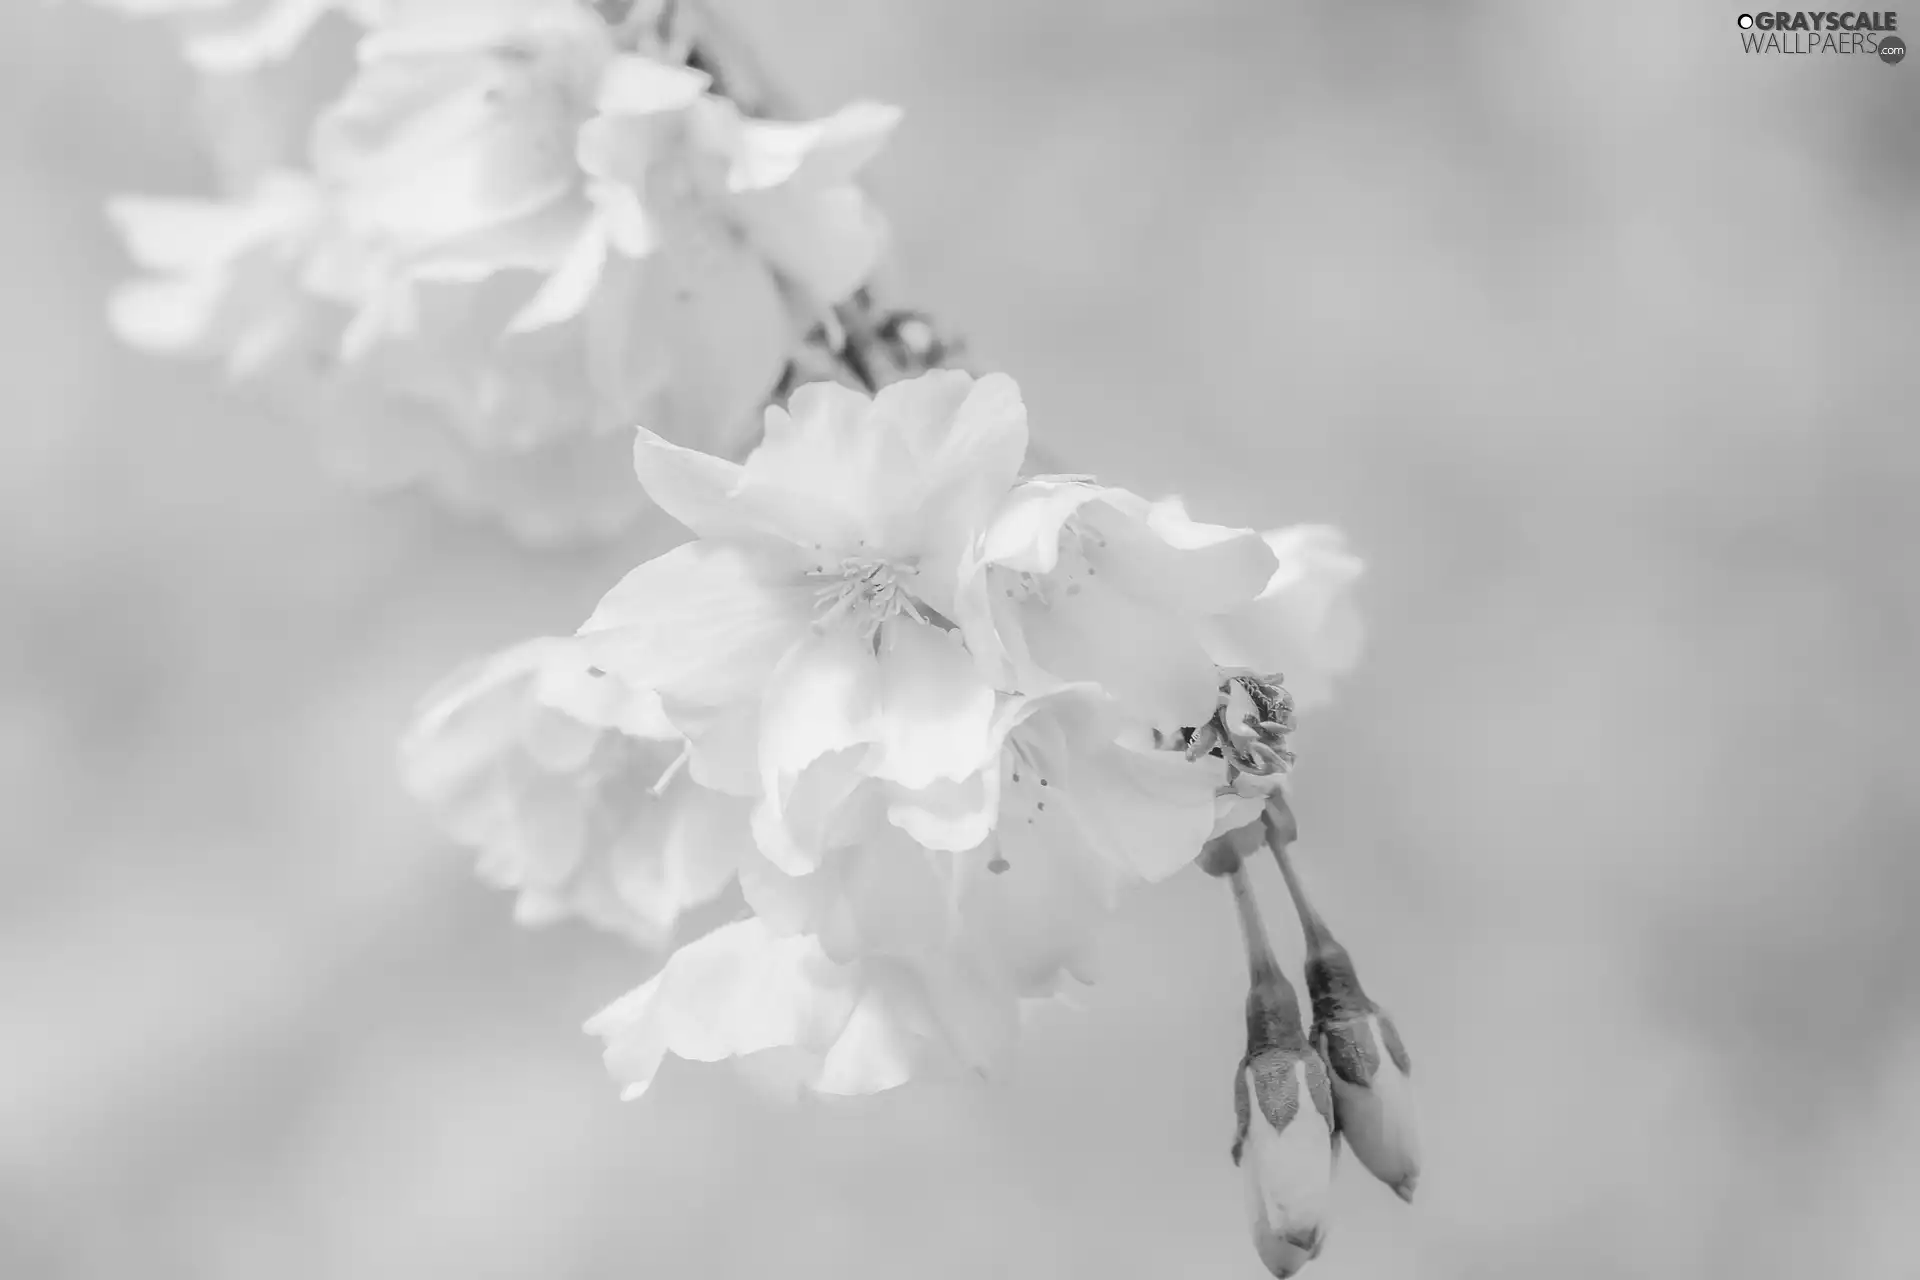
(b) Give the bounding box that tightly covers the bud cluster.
[1201,795,1421,1275]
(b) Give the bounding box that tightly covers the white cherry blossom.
[102,0,902,542]
[577,370,1026,875]
[398,635,754,946]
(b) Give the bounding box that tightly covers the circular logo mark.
[1738,13,1755,28]
[1880,34,1907,64]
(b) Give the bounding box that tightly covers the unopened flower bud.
[1265,798,1421,1203]
[1222,861,1337,1277]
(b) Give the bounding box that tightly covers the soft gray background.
[5,2,1917,1277]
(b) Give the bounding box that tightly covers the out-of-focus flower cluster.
[95,0,900,542]
[402,367,1365,1098]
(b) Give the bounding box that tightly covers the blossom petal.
[609,772,755,934]
[662,697,760,797]
[400,632,762,945]
[884,769,997,853]
[354,0,584,60]
[916,961,1022,1080]
[954,835,1116,996]
[733,185,888,305]
[753,630,881,871]
[314,50,576,257]
[758,630,880,787]
[576,540,813,707]
[621,232,790,455]
[1017,581,1224,729]
[814,830,953,966]
[573,160,662,259]
[1059,729,1222,883]
[975,480,1103,574]
[1083,492,1279,615]
[534,658,676,741]
[811,975,938,1095]
[994,691,1220,884]
[718,100,902,193]
[182,0,335,72]
[506,219,609,332]
[595,55,709,116]
[399,637,572,802]
[872,371,1030,571]
[108,276,226,353]
[628,428,803,546]
[398,635,709,943]
[1198,526,1366,709]
[738,381,889,550]
[107,191,288,271]
[635,372,1028,641]
[585,919,858,1100]
[586,919,1005,1100]
[883,685,1075,851]
[871,623,997,790]
[736,840,840,937]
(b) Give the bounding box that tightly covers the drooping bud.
[1264,795,1421,1204]
[1222,861,1337,1277]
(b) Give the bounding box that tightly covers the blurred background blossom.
[5,1,1918,1277]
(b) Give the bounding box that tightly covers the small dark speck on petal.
[587,666,606,678]
[1039,778,1048,787]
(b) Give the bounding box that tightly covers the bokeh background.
[5,1,1917,1276]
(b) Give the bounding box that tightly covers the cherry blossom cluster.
[94,0,900,542]
[86,4,1411,1272]
[401,369,1366,1100]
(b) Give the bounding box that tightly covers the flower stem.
[612,2,965,381]
[1263,799,1336,957]
[1227,859,1311,1054]
[603,0,1068,474]
[1263,796,1373,1022]
[1225,861,1283,989]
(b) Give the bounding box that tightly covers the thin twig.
[602,0,974,404]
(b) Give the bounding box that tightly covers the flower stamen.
[806,556,927,641]
[648,741,692,797]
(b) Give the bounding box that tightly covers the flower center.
[807,556,926,642]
